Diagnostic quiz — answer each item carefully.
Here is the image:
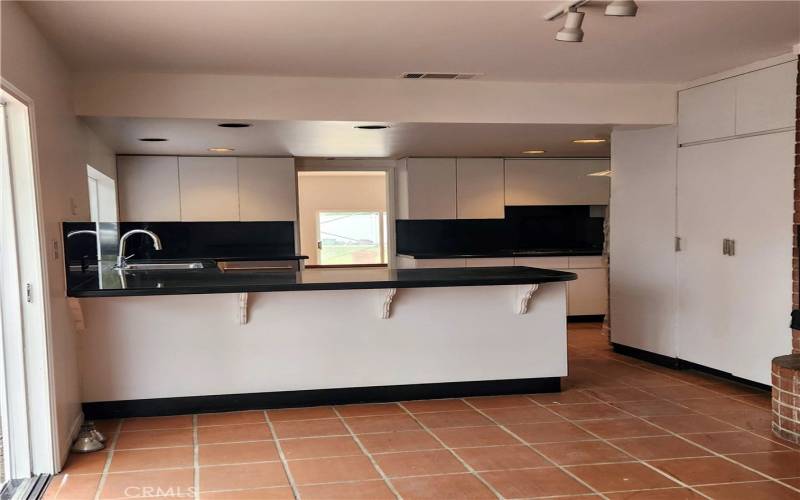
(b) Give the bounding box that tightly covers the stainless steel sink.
[120,262,204,271]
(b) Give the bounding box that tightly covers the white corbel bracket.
[380,288,398,319]
[238,293,249,324]
[517,284,540,314]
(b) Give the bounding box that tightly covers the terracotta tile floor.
[45,323,800,499]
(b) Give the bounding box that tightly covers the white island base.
[78,282,568,416]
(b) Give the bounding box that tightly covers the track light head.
[605,0,638,17]
[555,9,585,42]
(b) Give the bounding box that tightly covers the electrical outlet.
[69,197,78,216]
[52,238,60,260]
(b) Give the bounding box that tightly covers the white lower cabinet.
[568,268,608,316]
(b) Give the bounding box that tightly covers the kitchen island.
[68,266,576,418]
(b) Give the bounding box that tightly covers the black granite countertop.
[399,249,603,259]
[67,265,577,298]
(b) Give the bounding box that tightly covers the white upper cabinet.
[735,62,796,135]
[397,158,457,219]
[678,78,736,144]
[238,157,297,221]
[178,157,239,221]
[117,156,181,221]
[456,158,504,219]
[678,61,797,144]
[504,159,610,206]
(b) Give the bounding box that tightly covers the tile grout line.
[459,399,611,500]
[192,415,199,500]
[264,410,301,500]
[331,407,403,499]
[525,397,712,499]
[550,391,800,495]
[396,401,508,500]
[92,419,122,500]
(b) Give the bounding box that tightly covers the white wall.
[298,173,387,265]
[73,71,678,126]
[79,283,567,402]
[609,126,678,357]
[1,0,117,470]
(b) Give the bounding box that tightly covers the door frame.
[0,80,58,479]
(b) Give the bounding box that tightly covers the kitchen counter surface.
[67,265,577,298]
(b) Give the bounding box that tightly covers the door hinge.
[674,236,682,252]
[25,283,32,303]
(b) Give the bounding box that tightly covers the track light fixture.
[555,8,585,42]
[605,0,638,17]
[545,0,638,42]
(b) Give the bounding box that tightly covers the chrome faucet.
[67,229,98,239]
[117,229,162,268]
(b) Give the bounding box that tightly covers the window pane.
[318,211,383,265]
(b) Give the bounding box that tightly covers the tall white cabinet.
[611,57,796,385]
[677,132,794,383]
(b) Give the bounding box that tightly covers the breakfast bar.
[67,265,576,418]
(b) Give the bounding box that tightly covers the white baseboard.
[59,411,84,469]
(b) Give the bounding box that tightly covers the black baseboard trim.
[82,377,561,419]
[611,343,681,369]
[611,343,770,391]
[568,315,605,323]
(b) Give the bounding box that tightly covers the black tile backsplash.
[396,206,604,257]
[63,221,297,264]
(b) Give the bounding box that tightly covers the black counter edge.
[67,273,578,298]
[82,377,561,419]
[791,309,800,330]
[611,342,770,391]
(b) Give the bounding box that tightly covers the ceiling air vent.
[402,72,480,80]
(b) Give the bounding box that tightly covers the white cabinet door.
[727,132,794,384]
[676,141,733,373]
[735,62,796,136]
[404,158,457,219]
[465,257,514,267]
[504,159,610,206]
[116,156,181,221]
[178,157,239,221]
[456,158,504,219]
[609,126,678,357]
[238,157,297,221]
[568,268,608,316]
[678,79,736,144]
[514,256,570,269]
[412,258,466,269]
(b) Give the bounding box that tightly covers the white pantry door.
[726,132,793,384]
[676,140,733,374]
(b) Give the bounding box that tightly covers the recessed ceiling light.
[217,123,252,128]
[208,147,234,153]
[355,125,389,130]
[572,139,607,144]
[139,138,167,142]
[522,150,546,154]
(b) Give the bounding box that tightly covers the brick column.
[773,57,800,444]
[794,55,800,352]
